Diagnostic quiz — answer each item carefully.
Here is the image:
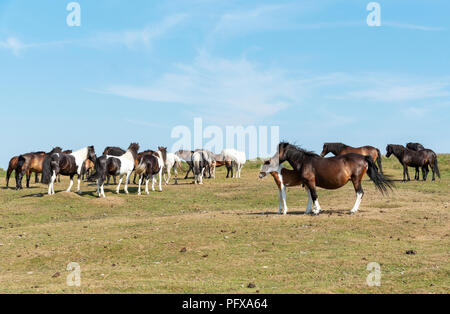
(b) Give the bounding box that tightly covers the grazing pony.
[276,142,393,215]
[6,156,20,188]
[259,161,307,215]
[192,151,211,185]
[15,151,47,189]
[221,149,246,178]
[406,142,428,180]
[213,154,233,178]
[93,143,139,197]
[135,153,162,195]
[175,150,195,179]
[42,146,97,195]
[386,145,440,181]
[102,146,126,185]
[321,143,383,174]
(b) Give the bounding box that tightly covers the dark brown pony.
[15,151,46,189]
[405,142,429,180]
[277,142,393,215]
[321,143,383,174]
[6,156,20,188]
[386,144,440,181]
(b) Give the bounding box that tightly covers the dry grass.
[0,156,449,294]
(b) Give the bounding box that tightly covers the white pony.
[163,153,182,185]
[221,149,246,178]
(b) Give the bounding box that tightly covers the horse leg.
[146,176,151,195]
[26,171,31,188]
[402,165,407,182]
[305,187,313,214]
[281,185,288,215]
[174,166,178,185]
[350,178,364,214]
[66,175,74,192]
[35,172,39,184]
[124,173,131,194]
[116,176,123,194]
[414,167,419,181]
[430,163,436,181]
[49,171,56,195]
[152,174,157,191]
[77,174,82,194]
[308,185,321,216]
[165,167,170,185]
[138,176,143,196]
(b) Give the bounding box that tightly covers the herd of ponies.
[4,141,440,216]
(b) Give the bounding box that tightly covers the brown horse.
[275,142,393,215]
[386,144,440,182]
[6,156,21,188]
[15,151,47,189]
[321,143,383,174]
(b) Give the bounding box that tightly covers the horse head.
[87,146,97,162]
[320,144,330,157]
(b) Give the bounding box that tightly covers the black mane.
[279,142,319,170]
[406,142,425,151]
[103,146,126,156]
[324,142,347,154]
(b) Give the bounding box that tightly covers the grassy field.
[0,155,449,294]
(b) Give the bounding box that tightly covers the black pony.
[386,144,440,181]
[406,142,427,180]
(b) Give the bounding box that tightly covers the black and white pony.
[42,146,97,195]
[93,143,140,198]
[102,146,126,185]
[135,153,162,195]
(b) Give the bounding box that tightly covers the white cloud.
[91,14,187,48]
[0,37,29,55]
[101,52,306,123]
[0,14,187,55]
[383,21,445,31]
[344,80,450,102]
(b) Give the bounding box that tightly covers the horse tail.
[376,148,383,174]
[41,155,53,184]
[364,156,394,195]
[433,154,441,179]
[135,158,147,175]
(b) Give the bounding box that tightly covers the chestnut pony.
[275,142,393,215]
[321,143,383,174]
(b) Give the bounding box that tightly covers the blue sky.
[1,0,449,167]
